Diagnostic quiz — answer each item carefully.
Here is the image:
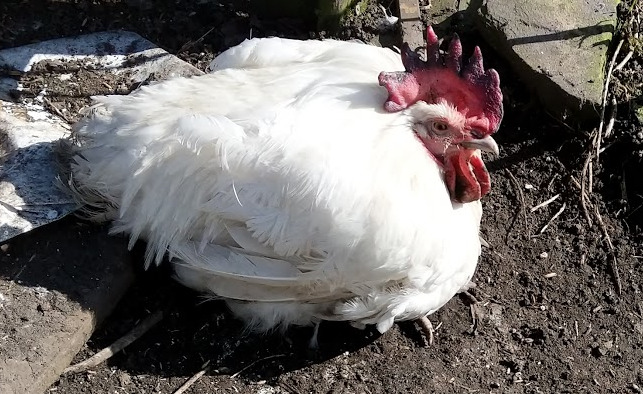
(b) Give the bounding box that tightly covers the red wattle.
[469,154,491,197]
[444,150,485,204]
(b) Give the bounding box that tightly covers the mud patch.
[10,58,143,124]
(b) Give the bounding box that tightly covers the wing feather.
[171,242,352,302]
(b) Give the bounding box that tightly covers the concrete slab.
[0,218,133,394]
[0,31,203,243]
[0,31,203,394]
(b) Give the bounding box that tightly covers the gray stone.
[474,0,619,120]
[0,217,133,394]
[0,31,202,244]
[0,31,202,394]
[425,0,465,26]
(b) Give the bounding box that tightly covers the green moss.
[635,103,643,124]
[316,0,364,31]
[586,26,615,87]
[316,0,354,16]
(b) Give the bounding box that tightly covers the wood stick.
[614,50,634,71]
[173,368,209,394]
[530,194,560,213]
[231,354,286,378]
[42,96,73,124]
[593,206,623,295]
[177,26,216,54]
[580,133,596,227]
[505,169,529,237]
[538,202,566,234]
[603,98,617,139]
[64,310,164,374]
[596,39,623,163]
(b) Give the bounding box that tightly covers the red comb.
[379,26,504,135]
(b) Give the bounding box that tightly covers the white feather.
[69,37,484,333]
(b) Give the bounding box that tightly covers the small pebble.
[539,252,548,259]
[46,209,59,220]
[512,372,523,383]
[117,371,132,386]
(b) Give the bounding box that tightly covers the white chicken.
[67,27,503,345]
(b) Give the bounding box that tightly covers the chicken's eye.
[431,121,449,135]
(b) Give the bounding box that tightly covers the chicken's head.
[378,26,503,204]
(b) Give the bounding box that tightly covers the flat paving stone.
[0,30,203,243]
[0,31,202,394]
[0,218,132,394]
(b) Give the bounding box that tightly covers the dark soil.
[1,1,642,393]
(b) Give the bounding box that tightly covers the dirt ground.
[1,1,643,393]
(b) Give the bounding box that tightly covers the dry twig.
[614,22,638,71]
[538,202,566,234]
[603,98,618,140]
[64,311,164,374]
[173,363,209,394]
[592,205,623,295]
[231,354,286,378]
[580,134,596,226]
[42,96,73,124]
[280,381,303,394]
[530,194,560,213]
[569,175,582,190]
[578,129,622,295]
[614,50,633,71]
[505,169,529,237]
[596,38,623,163]
[576,26,629,294]
[177,26,216,54]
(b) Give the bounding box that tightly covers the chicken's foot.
[416,316,434,346]
[457,282,481,334]
[308,320,321,349]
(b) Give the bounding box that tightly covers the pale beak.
[460,135,499,156]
